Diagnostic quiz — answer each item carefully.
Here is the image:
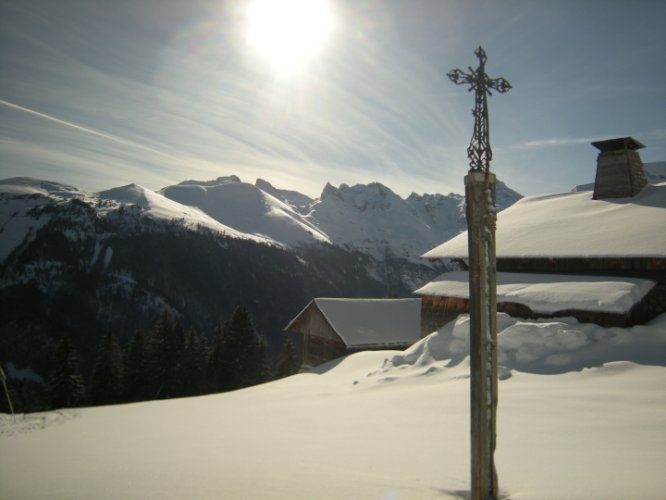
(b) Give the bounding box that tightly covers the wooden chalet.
[417,137,666,329]
[285,298,422,367]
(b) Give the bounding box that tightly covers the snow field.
[2,315,666,499]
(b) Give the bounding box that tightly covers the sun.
[246,0,334,73]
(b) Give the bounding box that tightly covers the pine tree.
[49,335,86,409]
[275,338,301,379]
[208,321,231,393]
[89,332,124,405]
[251,336,269,386]
[208,305,265,392]
[123,329,147,402]
[144,313,185,399]
[172,328,209,398]
[187,328,210,396]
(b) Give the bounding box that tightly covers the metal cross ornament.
[449,46,511,500]
[448,46,511,173]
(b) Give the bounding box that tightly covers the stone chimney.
[592,137,648,200]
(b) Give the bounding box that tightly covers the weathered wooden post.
[0,365,15,419]
[448,46,511,500]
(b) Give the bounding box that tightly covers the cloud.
[0,99,183,163]
[2,0,664,199]
[643,129,666,140]
[0,1,508,197]
[4,0,473,196]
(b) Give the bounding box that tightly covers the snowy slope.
[254,178,314,214]
[0,192,52,263]
[0,178,95,262]
[424,181,666,259]
[1,314,665,499]
[0,177,272,261]
[160,177,330,247]
[97,183,270,243]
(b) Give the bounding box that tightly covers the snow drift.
[2,314,665,500]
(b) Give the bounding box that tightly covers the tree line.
[2,305,301,412]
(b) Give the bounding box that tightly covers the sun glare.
[246,0,333,73]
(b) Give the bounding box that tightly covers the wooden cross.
[449,46,511,500]
[448,46,511,173]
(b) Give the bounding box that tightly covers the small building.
[417,137,666,329]
[416,271,658,329]
[285,298,422,367]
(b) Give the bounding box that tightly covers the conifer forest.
[1,305,301,413]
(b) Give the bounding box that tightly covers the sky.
[1,0,665,199]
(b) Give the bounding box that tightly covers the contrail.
[519,136,602,149]
[0,98,179,161]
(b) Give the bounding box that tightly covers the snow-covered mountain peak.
[309,178,521,262]
[0,177,87,199]
[320,181,403,212]
[645,161,666,181]
[1,174,523,266]
[96,183,268,242]
[254,178,314,213]
[320,182,341,201]
[176,175,241,187]
[495,179,523,210]
[310,183,451,263]
[160,179,330,247]
[97,183,153,207]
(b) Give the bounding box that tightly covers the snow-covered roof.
[423,182,666,259]
[414,271,656,315]
[290,298,422,348]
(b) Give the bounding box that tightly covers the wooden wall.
[287,302,347,367]
[420,286,662,331]
[289,301,423,367]
[499,257,666,325]
[593,149,648,200]
[421,296,469,334]
[497,257,666,277]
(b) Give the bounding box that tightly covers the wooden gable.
[286,298,422,367]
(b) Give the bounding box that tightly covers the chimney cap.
[591,137,645,152]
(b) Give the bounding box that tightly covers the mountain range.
[163,174,522,261]
[0,174,522,380]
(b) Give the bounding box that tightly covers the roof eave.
[283,299,317,332]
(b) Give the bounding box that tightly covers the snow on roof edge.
[315,298,421,347]
[284,298,317,332]
[286,298,422,347]
[415,271,656,315]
